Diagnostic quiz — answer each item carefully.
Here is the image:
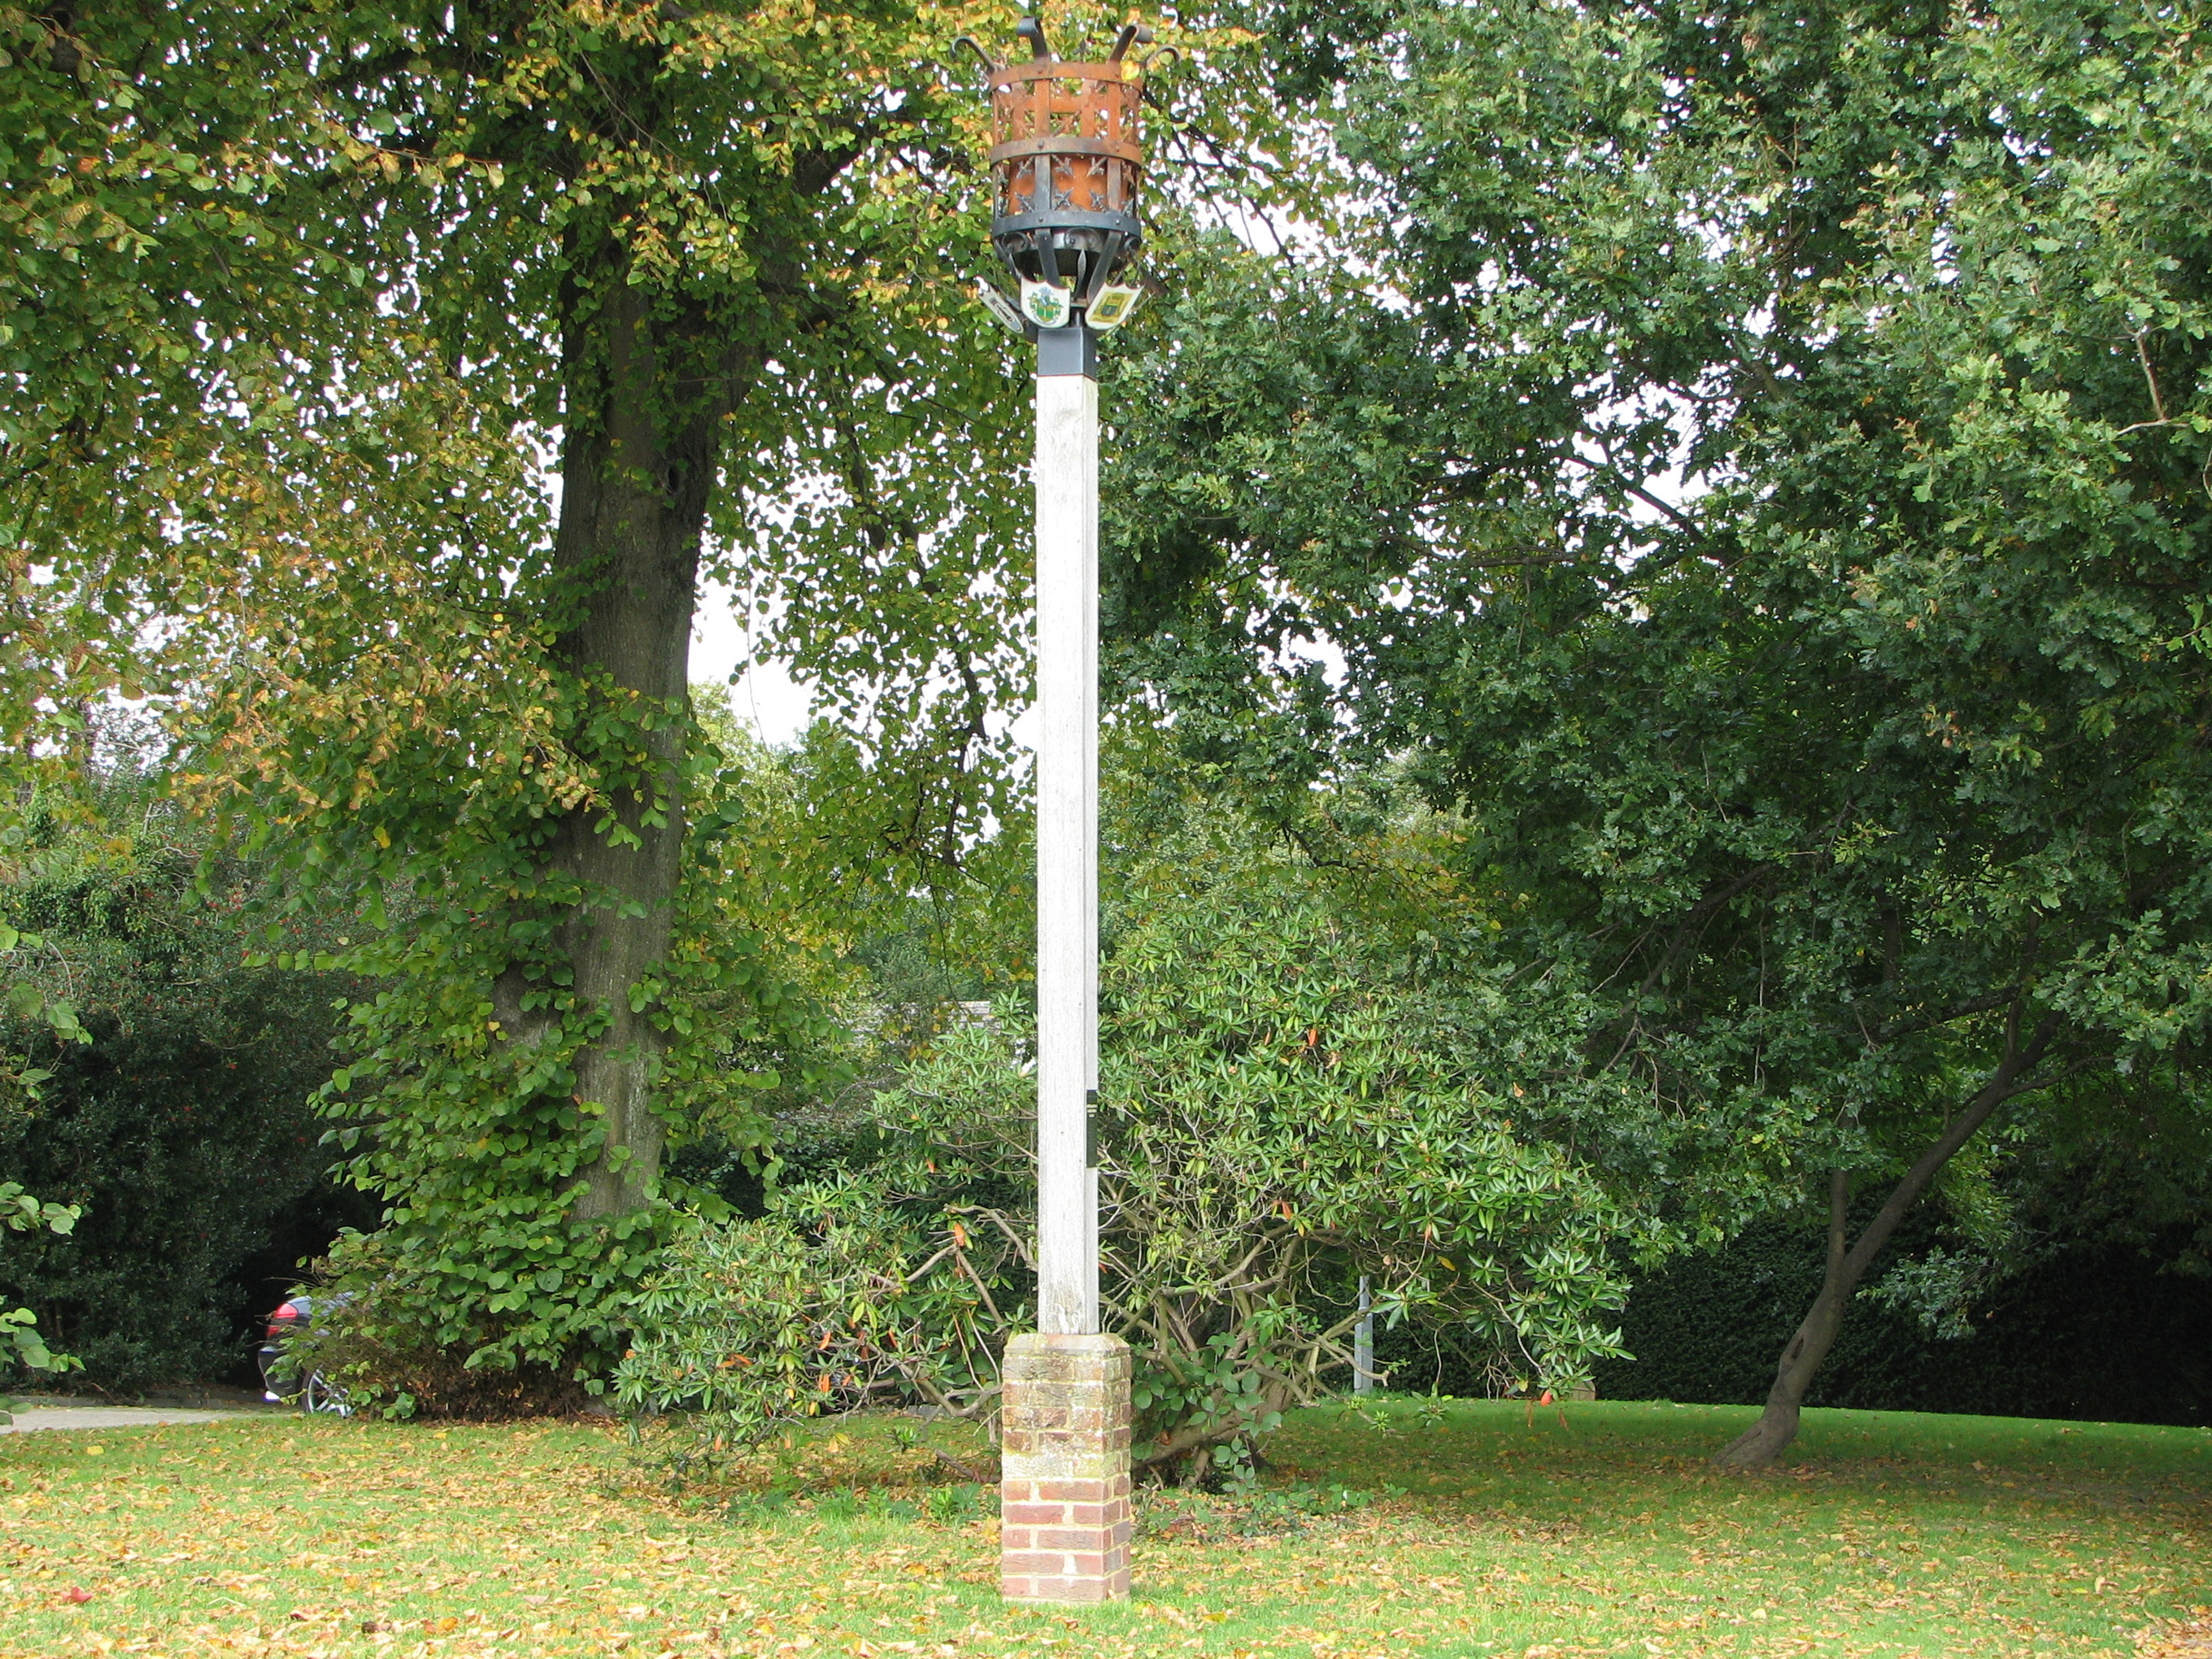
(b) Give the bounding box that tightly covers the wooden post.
[1032,336,1099,1339]
[1004,326,1130,1606]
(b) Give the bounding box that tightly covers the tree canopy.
[5,0,1277,1390]
[8,0,2210,1460]
[1108,0,2212,1459]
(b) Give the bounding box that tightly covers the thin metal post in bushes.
[1355,1275,1375,1395]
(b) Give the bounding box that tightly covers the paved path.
[3,1404,282,1434]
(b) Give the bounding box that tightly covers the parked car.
[257,1293,351,1415]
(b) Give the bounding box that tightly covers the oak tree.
[1108,0,2212,1462]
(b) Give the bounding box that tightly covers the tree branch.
[1836,1011,2062,1288]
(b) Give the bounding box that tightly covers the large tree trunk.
[492,273,742,1219]
[1713,1012,2062,1469]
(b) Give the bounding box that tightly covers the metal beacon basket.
[957,18,1174,334]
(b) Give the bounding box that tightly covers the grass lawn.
[3,1396,2208,1659]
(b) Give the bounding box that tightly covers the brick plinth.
[999,1332,1132,1604]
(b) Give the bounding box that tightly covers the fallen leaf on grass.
[2139,1618,2212,1658]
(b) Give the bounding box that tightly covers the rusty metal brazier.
[960,19,1160,313]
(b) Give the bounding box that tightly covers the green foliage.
[0,1179,81,1382]
[0,917,86,1108]
[1600,1214,2212,1430]
[1106,0,2212,1426]
[620,805,1639,1477]
[302,710,852,1403]
[1099,818,1638,1429]
[0,767,368,1391]
[1599,1136,2212,1426]
[615,1189,999,1462]
[7,0,1013,1385]
[3,0,1285,1395]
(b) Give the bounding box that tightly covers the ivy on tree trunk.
[492,272,753,1217]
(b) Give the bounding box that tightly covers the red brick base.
[999,1334,1132,1603]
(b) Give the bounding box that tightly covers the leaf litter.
[1,1398,2206,1657]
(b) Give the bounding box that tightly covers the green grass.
[3,1397,2208,1657]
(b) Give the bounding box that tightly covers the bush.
[620,825,1640,1481]
[0,1181,82,1383]
[616,1188,996,1465]
[0,786,369,1392]
[278,1229,603,1420]
[296,702,855,1404]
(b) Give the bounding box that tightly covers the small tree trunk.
[1713,1012,2062,1469]
[1711,1169,1854,1468]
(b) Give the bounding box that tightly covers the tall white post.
[1033,347,1099,1337]
[984,26,1143,1602]
[1001,331,1129,1609]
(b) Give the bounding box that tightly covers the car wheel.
[301,1371,353,1417]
